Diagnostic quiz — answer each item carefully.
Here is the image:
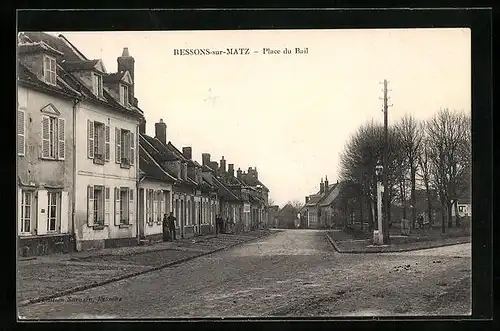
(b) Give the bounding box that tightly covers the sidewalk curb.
[19,231,275,307]
[324,232,470,254]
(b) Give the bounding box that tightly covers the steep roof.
[19,32,143,120]
[139,145,176,183]
[21,32,86,62]
[212,176,241,202]
[18,61,80,99]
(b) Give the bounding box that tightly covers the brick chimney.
[220,156,226,174]
[237,168,242,179]
[202,153,211,166]
[305,196,310,204]
[139,118,146,135]
[324,175,329,191]
[182,147,192,160]
[320,177,324,194]
[155,119,167,145]
[117,47,135,106]
[210,161,219,174]
[228,164,234,177]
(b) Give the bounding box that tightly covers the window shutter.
[115,128,121,163]
[104,187,110,226]
[87,186,94,226]
[18,189,22,234]
[160,193,165,223]
[153,192,157,225]
[129,189,135,225]
[42,116,50,158]
[114,187,121,225]
[60,191,69,233]
[58,118,65,160]
[146,189,150,224]
[87,120,94,159]
[130,132,135,165]
[18,110,25,156]
[105,125,110,161]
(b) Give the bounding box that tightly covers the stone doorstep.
[19,230,276,307]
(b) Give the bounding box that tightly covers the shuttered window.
[130,132,135,165]
[88,120,94,159]
[42,115,65,160]
[17,110,25,156]
[58,118,65,160]
[115,127,121,163]
[43,55,57,86]
[105,125,110,161]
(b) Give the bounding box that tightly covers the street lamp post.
[374,161,384,245]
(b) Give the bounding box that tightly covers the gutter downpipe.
[136,123,140,245]
[72,96,81,251]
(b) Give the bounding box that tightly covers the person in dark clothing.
[167,212,177,241]
[215,215,222,236]
[162,214,169,242]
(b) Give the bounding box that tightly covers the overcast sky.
[52,29,470,207]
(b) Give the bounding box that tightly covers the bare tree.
[267,198,276,206]
[289,200,304,211]
[417,131,434,227]
[339,120,402,231]
[339,120,383,231]
[425,109,470,232]
[395,114,424,228]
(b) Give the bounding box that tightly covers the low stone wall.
[183,225,194,238]
[104,237,138,249]
[200,224,213,235]
[19,234,75,257]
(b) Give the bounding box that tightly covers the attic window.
[43,55,57,86]
[92,72,103,97]
[119,84,129,106]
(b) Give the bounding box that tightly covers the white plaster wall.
[17,86,74,236]
[74,101,140,242]
[139,179,173,237]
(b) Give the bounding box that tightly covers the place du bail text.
[172,47,309,56]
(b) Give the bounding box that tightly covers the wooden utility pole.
[382,79,391,244]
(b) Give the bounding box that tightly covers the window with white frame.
[93,186,105,226]
[115,128,134,166]
[146,189,152,224]
[87,120,109,161]
[119,84,129,106]
[117,187,130,225]
[92,72,103,97]
[43,55,57,86]
[47,191,61,232]
[20,191,33,233]
[157,190,164,223]
[42,115,65,160]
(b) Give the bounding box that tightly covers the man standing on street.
[162,214,169,242]
[215,214,221,236]
[167,212,177,241]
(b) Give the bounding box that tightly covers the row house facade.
[17,32,144,255]
[17,32,272,257]
[17,39,79,256]
[138,119,220,240]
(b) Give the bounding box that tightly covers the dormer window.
[92,72,103,97]
[119,84,129,106]
[43,55,57,86]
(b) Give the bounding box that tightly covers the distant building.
[302,176,365,229]
[267,205,280,228]
[277,204,299,229]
